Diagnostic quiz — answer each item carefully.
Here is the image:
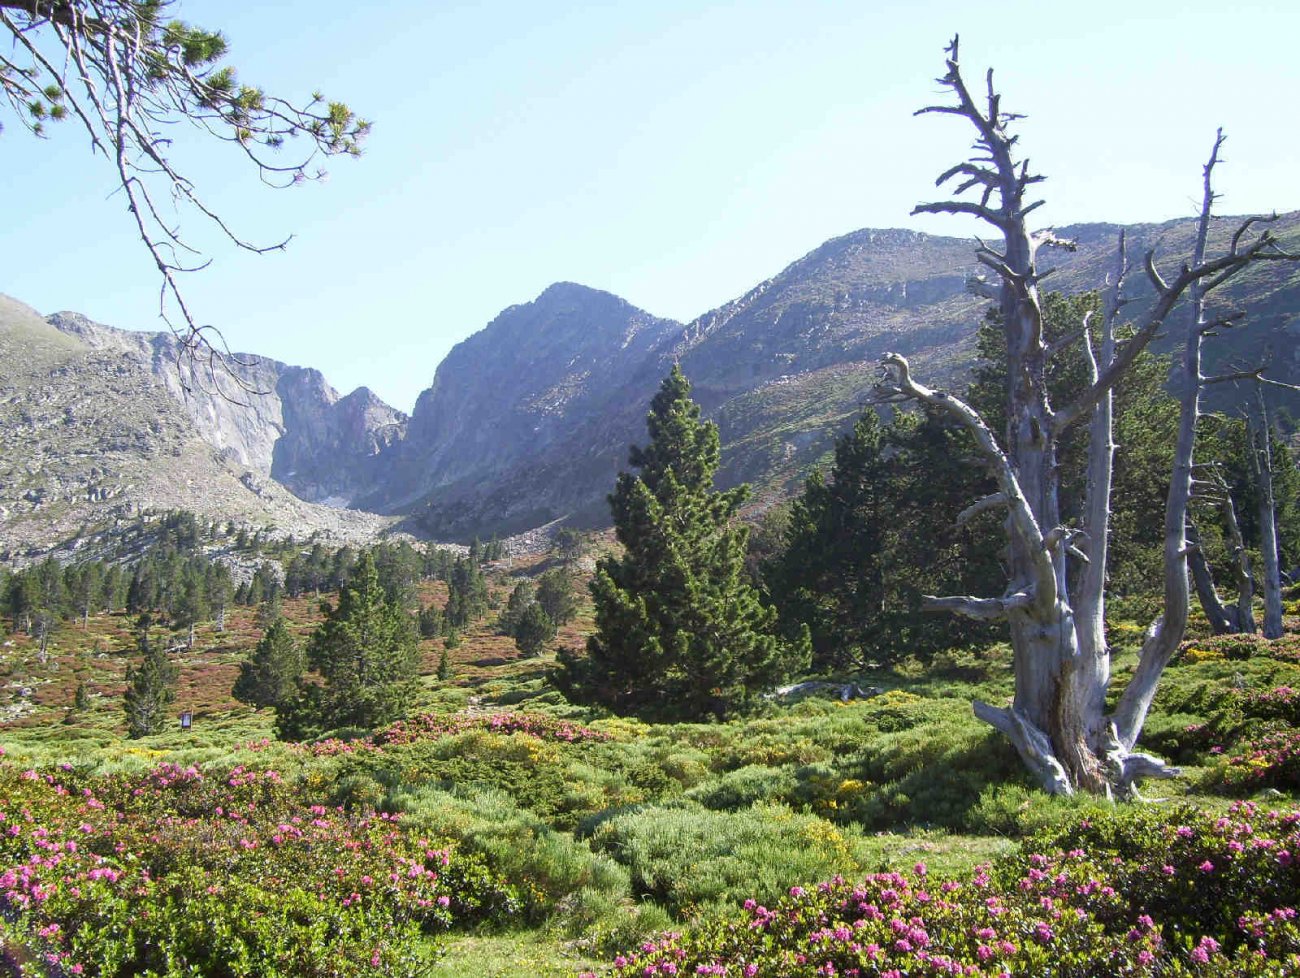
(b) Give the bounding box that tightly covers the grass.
[426,932,600,978]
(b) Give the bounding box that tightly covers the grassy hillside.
[2,553,1299,975]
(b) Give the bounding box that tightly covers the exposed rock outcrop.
[45,311,407,506]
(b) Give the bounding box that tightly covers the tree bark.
[1186,519,1239,634]
[1109,132,1223,752]
[1221,489,1257,634]
[1249,396,1285,639]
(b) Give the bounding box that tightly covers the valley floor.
[2,565,1299,976]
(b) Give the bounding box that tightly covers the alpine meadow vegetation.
[2,29,1300,978]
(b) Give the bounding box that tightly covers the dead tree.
[1186,464,1256,635]
[1248,392,1286,638]
[876,38,1296,795]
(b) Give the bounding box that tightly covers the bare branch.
[876,352,1057,611]
[1257,375,1300,393]
[923,589,1032,620]
[1203,367,1266,386]
[1046,319,1091,361]
[1052,211,1299,436]
[1032,228,1073,255]
[911,199,1008,228]
[957,492,1006,526]
[1,0,367,392]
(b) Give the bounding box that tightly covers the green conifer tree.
[497,579,537,636]
[418,603,444,639]
[536,568,578,627]
[172,569,208,649]
[233,618,305,710]
[444,557,488,629]
[766,408,1001,670]
[123,614,179,738]
[514,602,555,657]
[305,553,419,730]
[558,365,808,719]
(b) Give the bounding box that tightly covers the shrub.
[600,803,1300,977]
[1202,728,1300,794]
[685,765,798,811]
[389,785,629,926]
[582,803,863,916]
[0,760,519,976]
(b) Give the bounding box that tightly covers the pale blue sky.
[3,0,1297,411]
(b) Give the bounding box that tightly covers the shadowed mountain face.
[356,283,685,529]
[6,210,1298,550]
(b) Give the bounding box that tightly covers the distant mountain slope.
[6,209,1298,551]
[45,311,407,506]
[0,296,396,563]
[685,213,1300,498]
[391,213,1300,539]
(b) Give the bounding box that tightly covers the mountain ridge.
[0,296,397,564]
[383,211,1300,539]
[43,309,408,506]
[5,208,1299,553]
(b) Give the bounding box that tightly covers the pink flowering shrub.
[1206,728,1300,793]
[1241,685,1300,726]
[1148,636,1300,778]
[0,761,519,977]
[603,803,1300,977]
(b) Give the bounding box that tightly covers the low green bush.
[581,802,866,916]
[685,764,797,810]
[389,785,629,925]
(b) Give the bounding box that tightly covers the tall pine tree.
[558,365,808,719]
[304,553,419,730]
[233,618,305,710]
[123,614,179,739]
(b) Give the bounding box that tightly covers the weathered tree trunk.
[1187,519,1233,634]
[1220,490,1257,634]
[1249,396,1285,638]
[1187,509,1256,634]
[878,40,1296,795]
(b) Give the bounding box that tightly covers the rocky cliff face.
[45,311,407,506]
[0,296,395,563]
[272,376,405,506]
